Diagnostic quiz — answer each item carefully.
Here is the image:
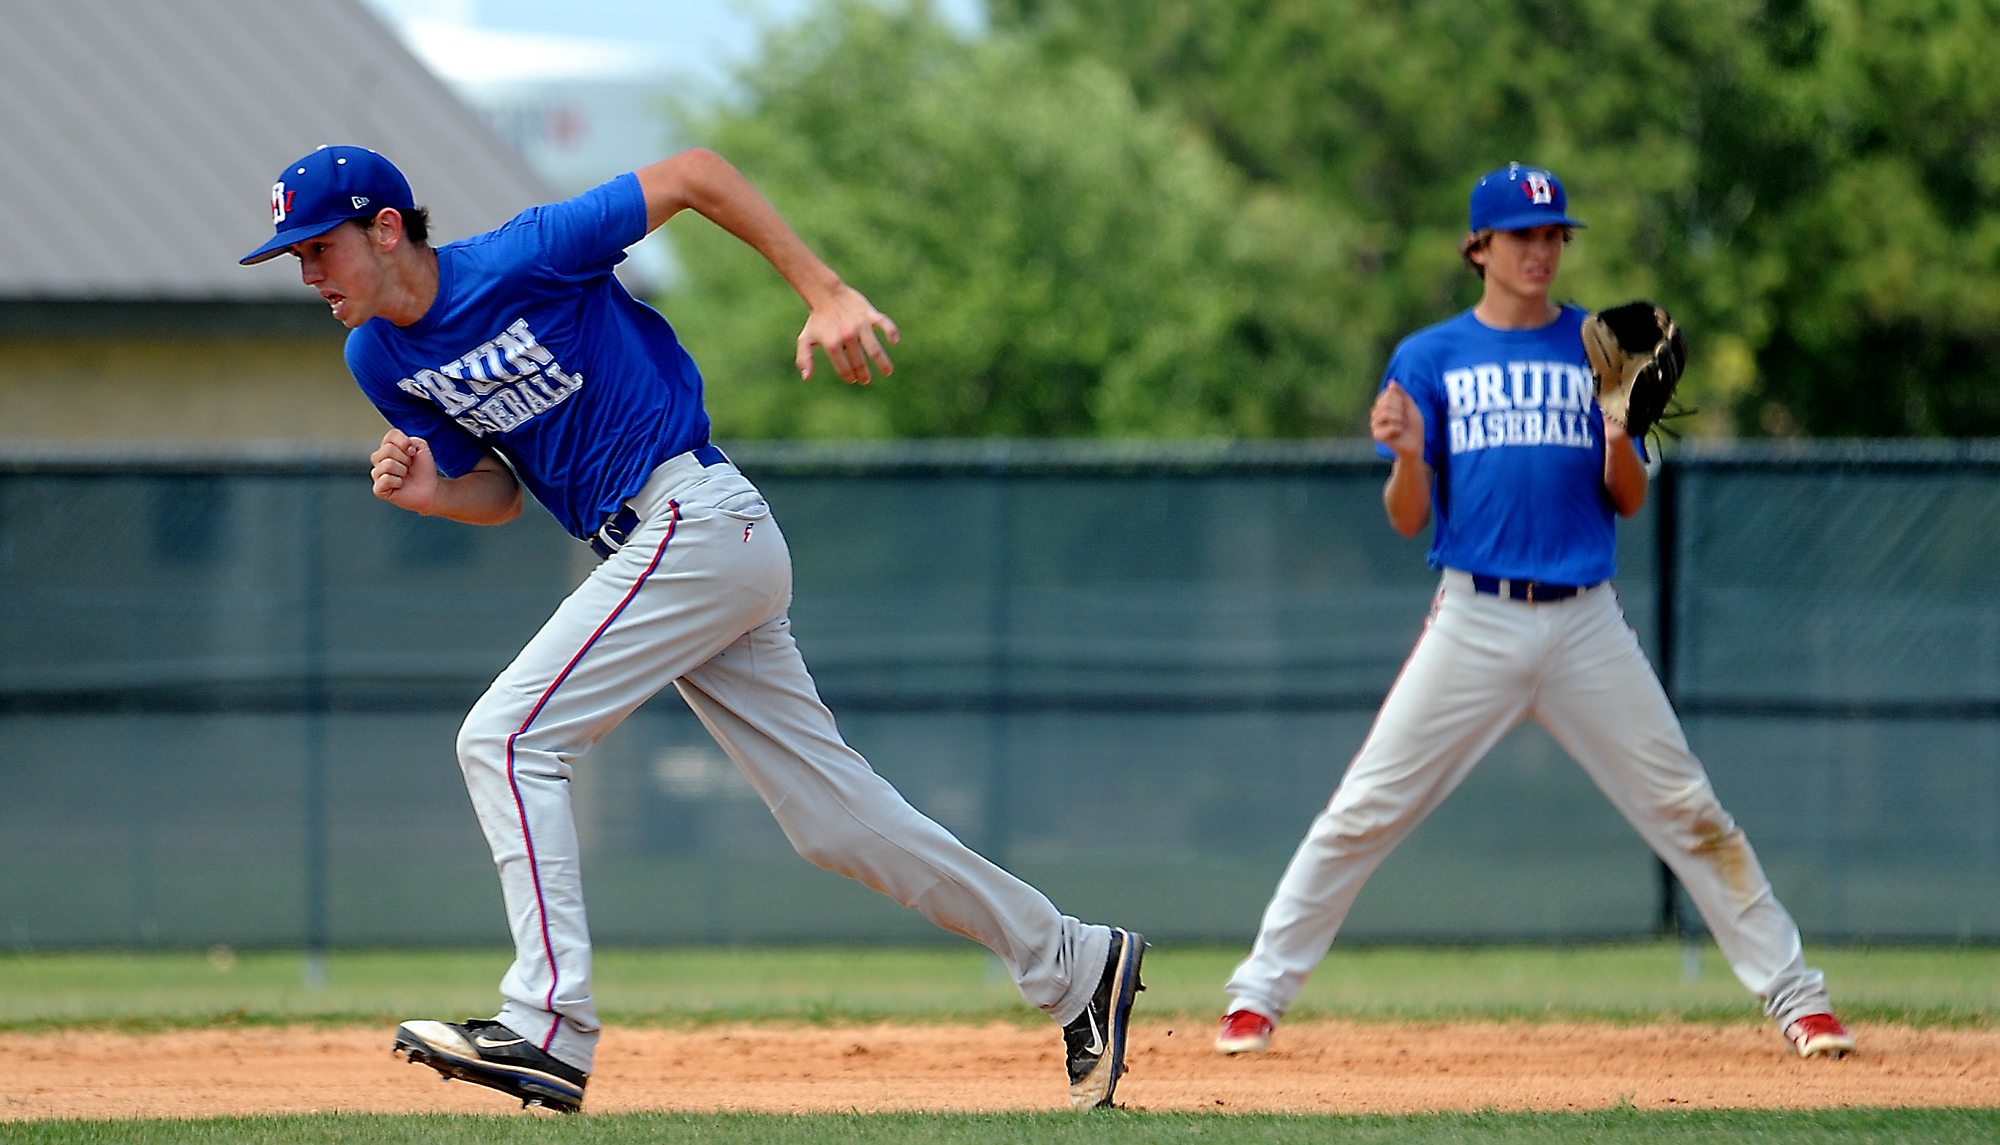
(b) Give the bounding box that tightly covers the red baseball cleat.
[1784,1013,1857,1059]
[1215,1008,1274,1055]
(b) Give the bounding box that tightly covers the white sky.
[352,1,986,289]
[357,0,985,88]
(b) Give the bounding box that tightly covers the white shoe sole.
[1794,1032,1858,1059]
[393,1021,586,1111]
[1215,1033,1271,1055]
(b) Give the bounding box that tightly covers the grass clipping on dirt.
[0,943,1995,1033]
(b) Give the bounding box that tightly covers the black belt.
[1471,575,1592,603]
[588,445,729,561]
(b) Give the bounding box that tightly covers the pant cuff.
[495,1003,598,1073]
[1227,997,1279,1021]
[1047,922,1114,1027]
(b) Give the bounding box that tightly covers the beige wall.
[0,338,389,444]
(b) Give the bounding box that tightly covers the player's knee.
[779,814,873,876]
[787,823,863,873]
[1657,779,1723,824]
[1312,794,1405,852]
[1656,782,1739,846]
[454,706,514,776]
[791,841,843,874]
[459,678,547,758]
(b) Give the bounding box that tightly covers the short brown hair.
[1458,225,1573,279]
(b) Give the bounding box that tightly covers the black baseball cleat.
[1065,927,1146,1110]
[393,1018,588,1112]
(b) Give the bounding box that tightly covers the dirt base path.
[3,1020,1995,1120]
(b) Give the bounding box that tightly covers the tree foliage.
[664,2,1373,438]
[670,0,2000,437]
[995,0,2000,436]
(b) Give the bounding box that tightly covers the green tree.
[995,0,2000,436]
[663,1,1379,438]
[1747,0,2000,434]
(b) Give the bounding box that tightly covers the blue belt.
[1471,575,1591,603]
[588,445,728,561]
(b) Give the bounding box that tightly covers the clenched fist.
[1371,382,1426,460]
[370,427,441,512]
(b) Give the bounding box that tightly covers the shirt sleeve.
[533,172,649,280]
[1373,344,1446,467]
[345,336,491,478]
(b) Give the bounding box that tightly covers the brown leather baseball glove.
[1582,301,1687,453]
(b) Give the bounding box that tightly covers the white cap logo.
[271,181,289,224]
[351,195,370,210]
[1524,172,1554,205]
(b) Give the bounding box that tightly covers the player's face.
[1479,225,1568,299]
[288,222,386,328]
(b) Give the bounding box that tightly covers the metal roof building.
[0,0,552,303]
[0,0,559,443]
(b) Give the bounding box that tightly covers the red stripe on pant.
[503,502,680,1050]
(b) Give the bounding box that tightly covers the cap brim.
[1482,211,1587,232]
[239,219,346,266]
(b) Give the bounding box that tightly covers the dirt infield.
[3,1020,1995,1119]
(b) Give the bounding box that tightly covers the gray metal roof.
[0,0,554,301]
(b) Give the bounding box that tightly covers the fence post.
[129,746,156,946]
[983,449,1013,868]
[1654,456,1682,938]
[301,476,329,988]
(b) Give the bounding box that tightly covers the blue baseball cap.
[240,145,416,265]
[1468,162,1585,233]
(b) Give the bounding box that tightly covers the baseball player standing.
[1213,164,1855,1061]
[240,145,1143,1112]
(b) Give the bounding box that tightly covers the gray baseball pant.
[1225,570,1832,1029]
[455,451,1110,1071]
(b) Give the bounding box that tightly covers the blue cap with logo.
[1468,162,1585,233]
[240,145,416,265]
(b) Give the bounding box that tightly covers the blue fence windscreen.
[0,440,1993,948]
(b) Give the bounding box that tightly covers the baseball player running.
[240,145,1143,1112]
[1213,164,1854,1061]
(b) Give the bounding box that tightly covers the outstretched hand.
[797,285,899,385]
[631,152,898,386]
[1371,382,1426,460]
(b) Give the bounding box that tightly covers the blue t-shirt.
[344,173,710,540]
[1376,306,1627,585]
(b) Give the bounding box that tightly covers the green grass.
[0,942,1994,1032]
[3,1109,1999,1145]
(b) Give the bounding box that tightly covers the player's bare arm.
[635,149,899,386]
[1599,420,1648,516]
[370,427,522,525]
[1371,382,1433,537]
